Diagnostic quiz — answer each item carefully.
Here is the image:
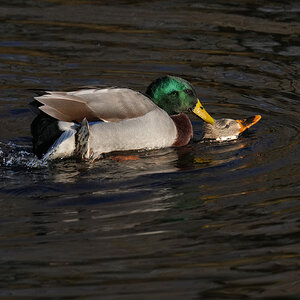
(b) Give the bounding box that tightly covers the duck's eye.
[225,124,230,129]
[169,91,179,97]
[184,89,193,96]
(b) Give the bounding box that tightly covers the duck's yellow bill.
[192,99,215,125]
[236,115,261,133]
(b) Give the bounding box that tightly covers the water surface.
[0,0,300,298]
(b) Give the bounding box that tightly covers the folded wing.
[35,88,157,122]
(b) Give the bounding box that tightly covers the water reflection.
[1,0,300,298]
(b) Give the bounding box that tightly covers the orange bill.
[236,115,262,133]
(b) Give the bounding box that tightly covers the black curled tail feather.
[31,113,63,158]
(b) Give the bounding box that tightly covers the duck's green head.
[146,76,214,124]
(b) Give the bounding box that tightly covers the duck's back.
[35,88,157,123]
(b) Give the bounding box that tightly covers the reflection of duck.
[31,76,214,160]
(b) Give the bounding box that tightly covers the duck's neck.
[171,113,193,147]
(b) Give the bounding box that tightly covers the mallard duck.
[199,115,261,141]
[31,76,214,160]
[30,76,261,160]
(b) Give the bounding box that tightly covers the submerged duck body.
[200,115,262,141]
[31,76,213,160]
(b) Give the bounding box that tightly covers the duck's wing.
[34,88,157,123]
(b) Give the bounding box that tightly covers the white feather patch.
[42,128,76,161]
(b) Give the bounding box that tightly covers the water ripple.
[0,0,299,298]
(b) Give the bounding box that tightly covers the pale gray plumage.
[35,88,157,123]
[43,108,178,160]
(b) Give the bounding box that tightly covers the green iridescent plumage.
[146,76,198,114]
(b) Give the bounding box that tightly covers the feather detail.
[74,118,92,160]
[35,88,157,123]
[42,128,76,161]
[39,105,77,122]
[35,93,97,122]
[171,113,193,147]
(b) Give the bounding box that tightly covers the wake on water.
[0,141,47,169]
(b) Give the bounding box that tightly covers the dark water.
[1,0,300,298]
